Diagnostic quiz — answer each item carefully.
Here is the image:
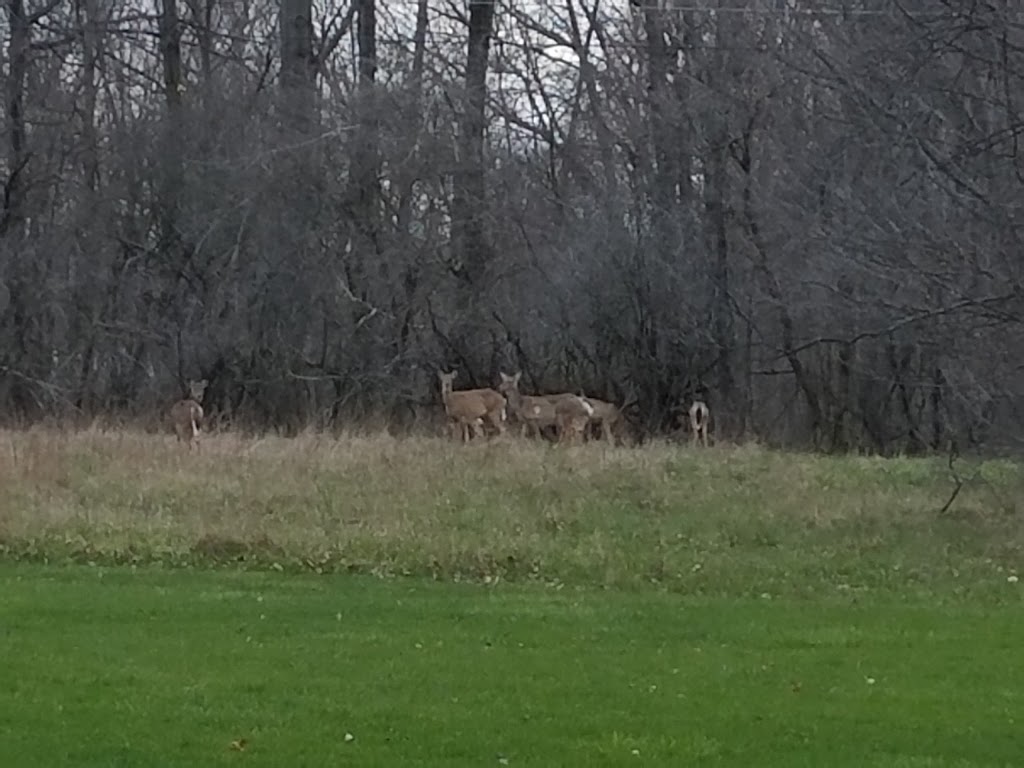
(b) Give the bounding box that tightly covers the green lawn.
[2,429,1024,765]
[2,563,1023,767]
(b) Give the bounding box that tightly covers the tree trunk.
[451,0,495,287]
[734,132,824,447]
[279,0,315,134]
[158,0,184,248]
[642,4,677,261]
[446,0,496,381]
[396,0,429,238]
[930,364,944,450]
[704,135,734,409]
[184,0,214,90]
[1,0,30,240]
[349,0,378,248]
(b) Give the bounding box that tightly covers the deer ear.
[513,372,522,384]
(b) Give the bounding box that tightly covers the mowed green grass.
[1,428,1024,765]
[2,563,1023,767]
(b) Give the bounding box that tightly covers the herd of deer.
[166,373,712,452]
[437,369,711,448]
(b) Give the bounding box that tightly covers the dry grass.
[0,426,1021,595]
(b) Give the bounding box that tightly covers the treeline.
[1,1,1022,453]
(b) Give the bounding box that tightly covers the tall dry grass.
[0,427,1021,595]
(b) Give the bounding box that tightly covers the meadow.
[1,428,1023,765]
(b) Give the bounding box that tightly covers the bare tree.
[0,0,1022,453]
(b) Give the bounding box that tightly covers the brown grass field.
[1,426,1021,596]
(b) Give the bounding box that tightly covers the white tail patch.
[579,397,594,417]
[191,418,199,438]
[500,406,507,422]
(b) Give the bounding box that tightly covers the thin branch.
[938,440,964,515]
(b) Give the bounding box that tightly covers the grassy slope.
[1,429,1023,765]
[2,563,1023,767]
[0,429,1022,595]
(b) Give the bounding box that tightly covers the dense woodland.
[1,0,1023,452]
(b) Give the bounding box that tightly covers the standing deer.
[438,370,507,442]
[498,371,593,443]
[498,371,558,438]
[170,379,208,452]
[577,395,624,444]
[555,395,594,445]
[689,400,711,447]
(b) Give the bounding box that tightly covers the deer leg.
[557,417,576,445]
[565,421,579,445]
[693,422,707,447]
[488,410,505,438]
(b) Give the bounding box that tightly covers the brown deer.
[555,395,594,445]
[498,371,558,438]
[578,395,624,444]
[689,400,710,447]
[438,370,507,442]
[170,379,208,452]
[498,372,594,443]
[447,416,485,442]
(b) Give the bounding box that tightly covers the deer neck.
[504,388,524,412]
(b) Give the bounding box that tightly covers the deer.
[498,371,559,438]
[498,371,594,443]
[577,395,625,444]
[554,394,594,445]
[447,416,485,442]
[438,370,507,442]
[689,400,711,447]
[170,379,209,452]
